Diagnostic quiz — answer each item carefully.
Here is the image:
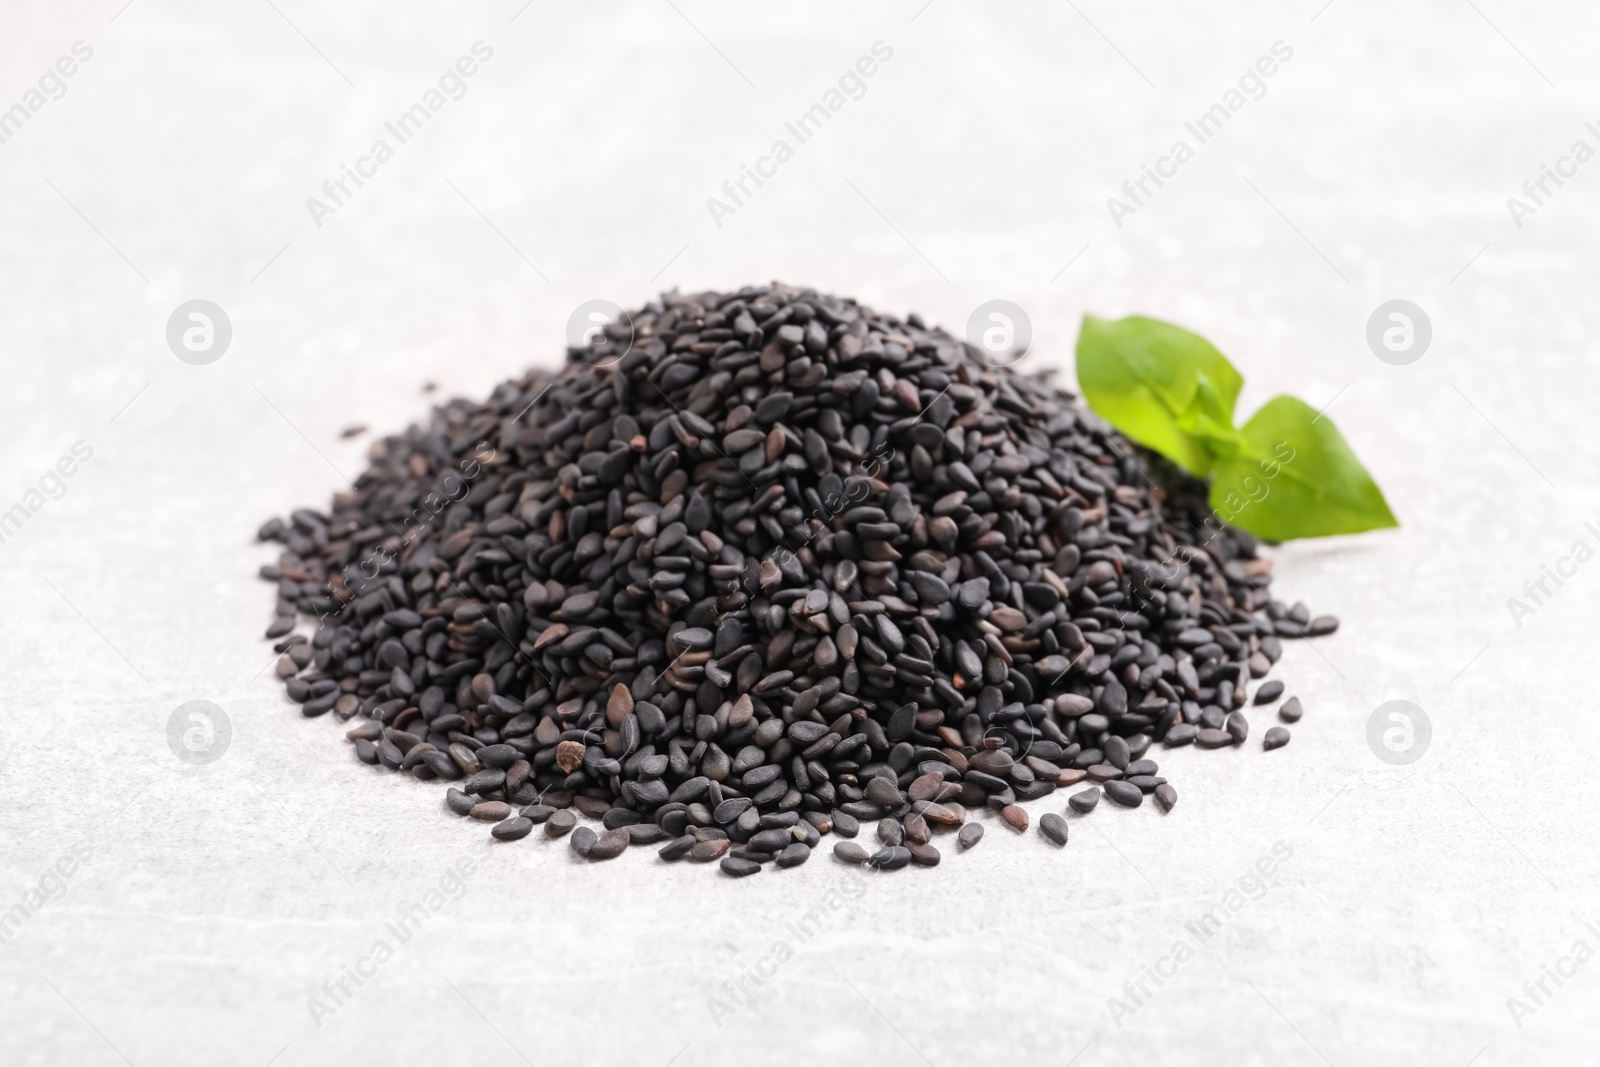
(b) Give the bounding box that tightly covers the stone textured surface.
[1,2,1596,1064]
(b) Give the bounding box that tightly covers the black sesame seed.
[259,283,1331,879]
[491,817,533,841]
[1253,680,1285,705]
[1103,780,1143,808]
[1068,787,1101,814]
[833,841,870,864]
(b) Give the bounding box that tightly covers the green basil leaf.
[1075,314,1245,476]
[1208,395,1399,540]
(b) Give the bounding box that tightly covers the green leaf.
[1071,312,1398,541]
[1075,314,1245,476]
[1207,396,1399,540]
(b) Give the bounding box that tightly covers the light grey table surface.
[2,1,1597,1064]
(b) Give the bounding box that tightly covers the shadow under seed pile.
[257,283,1335,876]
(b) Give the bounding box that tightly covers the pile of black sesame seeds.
[258,283,1332,876]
